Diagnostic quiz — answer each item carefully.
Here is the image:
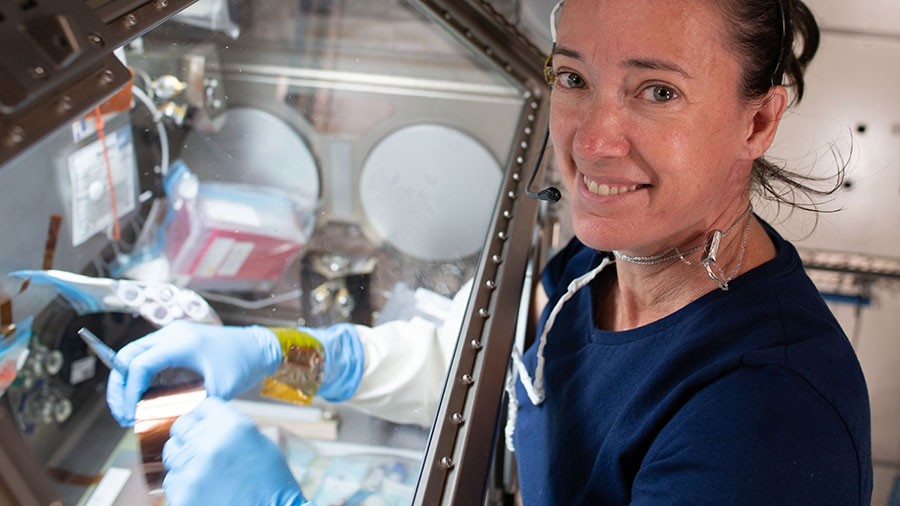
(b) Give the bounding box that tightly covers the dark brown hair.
[719,0,844,212]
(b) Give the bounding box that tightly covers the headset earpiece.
[544,53,555,88]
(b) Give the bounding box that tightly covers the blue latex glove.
[107,320,281,426]
[302,323,365,403]
[163,397,307,506]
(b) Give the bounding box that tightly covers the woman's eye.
[642,84,678,102]
[555,72,586,89]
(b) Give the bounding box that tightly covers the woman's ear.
[741,86,789,160]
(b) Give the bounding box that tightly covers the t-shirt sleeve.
[630,366,863,506]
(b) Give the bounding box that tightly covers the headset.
[524,1,565,202]
[524,0,789,203]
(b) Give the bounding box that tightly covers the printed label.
[217,241,254,277]
[70,355,97,385]
[67,127,137,246]
[71,118,97,143]
[193,237,235,277]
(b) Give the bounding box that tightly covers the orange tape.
[97,68,134,115]
[42,214,63,270]
[0,296,12,338]
[45,467,103,487]
[94,108,121,241]
[16,277,30,295]
[0,297,10,328]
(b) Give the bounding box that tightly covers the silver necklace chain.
[613,205,754,291]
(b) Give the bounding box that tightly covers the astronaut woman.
[107,0,872,504]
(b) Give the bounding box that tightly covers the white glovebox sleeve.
[343,280,473,427]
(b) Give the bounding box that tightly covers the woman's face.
[551,0,761,255]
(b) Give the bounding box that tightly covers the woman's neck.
[596,216,777,331]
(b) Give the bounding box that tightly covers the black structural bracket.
[0,0,197,166]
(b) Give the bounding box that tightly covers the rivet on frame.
[478,308,490,318]
[99,69,115,84]
[485,48,494,56]
[525,126,533,135]
[491,254,502,265]
[512,172,520,181]
[451,412,465,425]
[123,14,138,27]
[57,96,73,113]
[498,231,508,241]
[440,457,454,470]
[471,339,483,350]
[465,30,473,38]
[502,210,512,219]
[527,114,535,122]
[461,374,475,385]
[520,141,528,149]
[29,65,47,79]
[516,156,525,165]
[507,191,517,200]
[485,280,497,290]
[531,101,539,109]
[7,126,25,145]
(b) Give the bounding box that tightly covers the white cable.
[199,289,304,310]
[532,257,611,398]
[505,363,519,453]
[131,85,170,176]
[512,346,542,405]
[504,256,612,452]
[512,256,612,407]
[549,0,565,44]
[506,254,536,452]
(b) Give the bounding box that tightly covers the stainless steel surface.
[181,106,320,201]
[117,0,531,331]
[359,124,502,261]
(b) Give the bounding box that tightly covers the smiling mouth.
[583,175,648,196]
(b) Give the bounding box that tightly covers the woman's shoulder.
[636,363,871,504]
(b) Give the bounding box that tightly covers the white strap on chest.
[505,256,612,452]
[528,256,611,404]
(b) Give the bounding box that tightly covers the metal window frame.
[408,2,551,505]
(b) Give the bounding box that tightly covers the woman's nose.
[570,100,630,161]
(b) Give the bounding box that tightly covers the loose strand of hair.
[752,138,851,222]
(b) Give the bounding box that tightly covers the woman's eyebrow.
[551,46,583,61]
[622,58,693,79]
[552,47,693,80]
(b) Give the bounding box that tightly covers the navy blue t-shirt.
[514,221,872,505]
